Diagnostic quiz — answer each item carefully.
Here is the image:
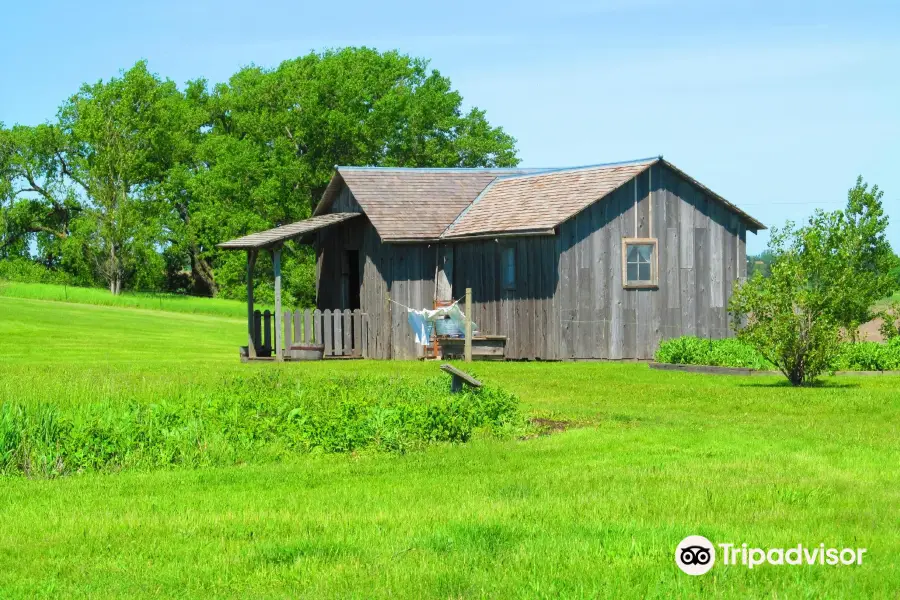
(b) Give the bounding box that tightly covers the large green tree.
[2,49,518,299]
[0,124,82,266]
[174,47,518,302]
[57,61,198,294]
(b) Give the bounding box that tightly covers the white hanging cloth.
[404,300,475,346]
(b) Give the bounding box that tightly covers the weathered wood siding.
[552,162,746,359]
[451,237,559,360]
[318,168,751,360]
[317,190,436,360]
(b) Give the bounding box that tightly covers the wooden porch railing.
[251,308,369,359]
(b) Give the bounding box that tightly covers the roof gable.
[315,167,544,241]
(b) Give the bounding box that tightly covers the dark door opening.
[346,250,361,310]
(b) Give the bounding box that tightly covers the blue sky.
[2,0,898,253]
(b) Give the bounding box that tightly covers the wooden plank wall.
[451,236,559,360]
[317,187,436,360]
[553,163,748,359]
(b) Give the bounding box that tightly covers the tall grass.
[0,281,249,318]
[0,372,523,477]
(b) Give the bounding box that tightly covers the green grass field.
[0,291,898,598]
[0,280,250,318]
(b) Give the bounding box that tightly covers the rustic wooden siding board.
[589,199,607,358]
[677,171,695,270]
[560,217,578,359]
[649,166,665,352]
[607,187,625,359]
[723,215,736,337]
[694,227,709,338]
[709,200,725,310]
[575,210,593,359]
[636,170,650,238]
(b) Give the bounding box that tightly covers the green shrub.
[657,336,900,372]
[0,258,76,286]
[831,338,900,372]
[0,372,524,477]
[655,336,772,370]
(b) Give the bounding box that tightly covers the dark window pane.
[503,247,515,288]
[639,263,651,281]
[627,263,638,281]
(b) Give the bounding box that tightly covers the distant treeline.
[0,48,520,303]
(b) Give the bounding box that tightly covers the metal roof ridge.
[335,165,553,173]
[490,156,662,183]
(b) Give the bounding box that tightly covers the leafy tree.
[56,61,197,294]
[174,47,518,302]
[799,177,898,336]
[2,49,518,300]
[0,124,84,267]
[730,177,898,385]
[730,226,842,385]
[746,250,774,278]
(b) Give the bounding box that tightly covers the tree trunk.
[108,243,122,295]
[190,250,218,297]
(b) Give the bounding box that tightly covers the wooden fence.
[252,308,369,358]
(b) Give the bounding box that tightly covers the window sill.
[623,283,659,290]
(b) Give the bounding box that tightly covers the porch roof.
[217,212,361,250]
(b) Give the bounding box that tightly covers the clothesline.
[387,294,467,312]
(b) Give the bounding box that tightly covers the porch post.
[247,249,258,359]
[273,246,283,362]
[464,287,473,363]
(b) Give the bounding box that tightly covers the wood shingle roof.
[218,212,361,249]
[315,167,544,241]
[444,159,656,238]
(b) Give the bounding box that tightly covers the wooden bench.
[437,335,506,360]
[440,364,483,393]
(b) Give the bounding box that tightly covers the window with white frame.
[622,238,658,287]
[502,246,516,290]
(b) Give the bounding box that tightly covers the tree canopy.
[0,48,519,300]
[730,177,899,385]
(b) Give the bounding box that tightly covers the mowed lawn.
[0,295,898,598]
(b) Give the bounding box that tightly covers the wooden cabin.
[219,157,765,361]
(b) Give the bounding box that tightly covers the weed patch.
[0,373,523,477]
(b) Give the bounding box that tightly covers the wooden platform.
[437,335,506,360]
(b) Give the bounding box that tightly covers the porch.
[218,212,364,362]
[242,307,370,361]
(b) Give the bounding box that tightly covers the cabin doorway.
[344,249,361,310]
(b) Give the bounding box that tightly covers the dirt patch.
[529,418,574,434]
[857,306,898,342]
[857,316,886,342]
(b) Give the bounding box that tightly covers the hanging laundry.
[407,310,429,345]
[403,300,477,346]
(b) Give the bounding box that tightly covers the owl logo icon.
[675,536,716,575]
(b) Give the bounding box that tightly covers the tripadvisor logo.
[675,535,716,575]
[675,535,867,575]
